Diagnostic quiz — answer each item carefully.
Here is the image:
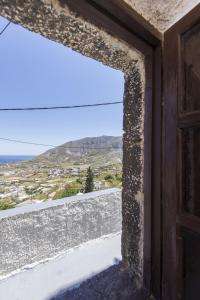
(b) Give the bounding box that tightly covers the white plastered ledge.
[124,0,199,32]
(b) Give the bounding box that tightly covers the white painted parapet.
[0,188,121,278]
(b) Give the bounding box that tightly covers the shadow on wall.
[49,263,137,300]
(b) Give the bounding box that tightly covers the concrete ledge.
[0,188,121,277]
[0,233,121,300]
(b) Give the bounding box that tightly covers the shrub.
[32,193,48,201]
[115,173,122,181]
[53,188,79,200]
[76,178,83,184]
[0,198,16,210]
[104,174,114,181]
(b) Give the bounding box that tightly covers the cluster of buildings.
[48,167,81,178]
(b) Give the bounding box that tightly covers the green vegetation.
[0,136,123,209]
[76,178,83,184]
[53,183,82,200]
[25,186,39,195]
[115,173,122,181]
[0,198,16,210]
[84,167,94,193]
[0,187,6,193]
[31,193,49,201]
[102,172,122,188]
[104,174,114,180]
[53,189,79,199]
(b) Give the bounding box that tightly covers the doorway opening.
[0,1,159,299]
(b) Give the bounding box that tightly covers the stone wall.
[0,189,121,278]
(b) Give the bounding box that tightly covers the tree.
[84,167,94,193]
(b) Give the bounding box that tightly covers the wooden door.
[163,5,200,300]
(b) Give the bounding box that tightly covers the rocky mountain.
[37,136,122,166]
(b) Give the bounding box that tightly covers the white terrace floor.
[0,233,121,300]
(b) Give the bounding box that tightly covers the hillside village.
[0,136,122,210]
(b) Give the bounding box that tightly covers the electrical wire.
[0,21,11,37]
[0,101,123,111]
[0,137,122,150]
[0,21,122,151]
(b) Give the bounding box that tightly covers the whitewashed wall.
[0,188,121,278]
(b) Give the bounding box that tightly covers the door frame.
[65,1,162,298]
[163,4,200,300]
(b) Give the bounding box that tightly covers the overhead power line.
[0,137,122,150]
[0,21,11,37]
[0,101,123,112]
[0,137,58,148]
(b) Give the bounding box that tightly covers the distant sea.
[0,155,35,164]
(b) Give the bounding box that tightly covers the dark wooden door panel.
[180,127,200,217]
[182,230,200,300]
[180,23,200,113]
[177,214,200,235]
[179,111,200,128]
[163,4,200,300]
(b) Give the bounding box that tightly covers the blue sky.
[0,17,124,155]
